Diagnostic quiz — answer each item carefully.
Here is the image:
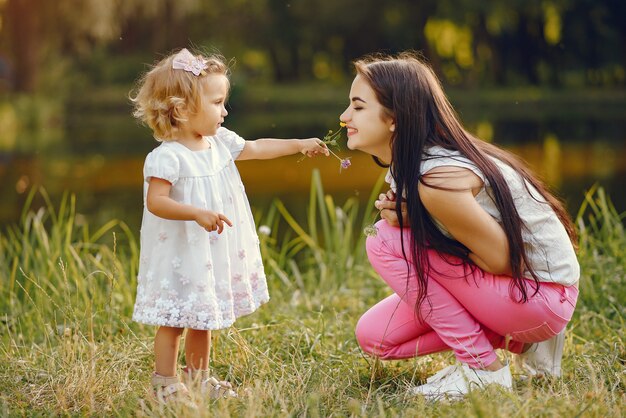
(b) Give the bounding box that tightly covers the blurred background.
[0,0,624,231]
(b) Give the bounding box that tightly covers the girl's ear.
[172,101,189,124]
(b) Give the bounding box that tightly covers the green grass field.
[0,173,624,417]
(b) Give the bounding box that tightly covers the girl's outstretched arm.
[147,177,232,233]
[418,166,513,276]
[237,138,329,160]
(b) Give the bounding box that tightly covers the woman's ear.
[383,112,395,133]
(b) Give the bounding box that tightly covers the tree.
[3,0,42,92]
[0,0,201,92]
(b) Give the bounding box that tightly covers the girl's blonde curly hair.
[130,49,229,141]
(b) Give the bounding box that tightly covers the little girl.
[130,48,328,401]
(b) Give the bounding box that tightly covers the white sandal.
[182,367,238,399]
[151,373,190,403]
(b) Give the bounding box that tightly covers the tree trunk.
[474,13,505,85]
[409,0,440,75]
[6,0,40,92]
[517,14,540,85]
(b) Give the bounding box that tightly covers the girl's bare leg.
[154,326,184,376]
[185,329,211,370]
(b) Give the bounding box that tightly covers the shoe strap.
[201,376,237,398]
[163,382,187,395]
[151,373,180,387]
[182,366,210,381]
[151,374,189,403]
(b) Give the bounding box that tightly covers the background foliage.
[1,0,625,93]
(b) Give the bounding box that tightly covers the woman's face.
[340,74,395,162]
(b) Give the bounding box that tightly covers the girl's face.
[340,74,395,162]
[183,74,229,139]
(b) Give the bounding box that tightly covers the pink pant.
[356,220,578,368]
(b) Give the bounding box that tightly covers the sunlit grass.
[0,175,624,416]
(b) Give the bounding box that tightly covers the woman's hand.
[299,138,329,158]
[195,210,233,234]
[375,189,409,227]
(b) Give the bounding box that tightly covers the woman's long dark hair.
[355,52,577,314]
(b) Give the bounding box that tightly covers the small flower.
[187,233,199,244]
[322,123,345,147]
[258,225,271,236]
[179,275,190,286]
[158,232,168,242]
[238,249,246,259]
[326,148,351,172]
[171,257,182,269]
[321,122,352,173]
[168,307,180,319]
[363,224,379,237]
[180,311,196,325]
[205,262,212,270]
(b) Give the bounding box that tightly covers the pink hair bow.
[172,48,208,76]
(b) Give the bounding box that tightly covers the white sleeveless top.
[385,146,580,286]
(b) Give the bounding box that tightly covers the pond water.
[1,87,624,232]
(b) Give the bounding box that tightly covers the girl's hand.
[195,210,233,234]
[300,138,329,158]
[375,189,409,227]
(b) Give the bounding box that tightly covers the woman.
[340,52,579,399]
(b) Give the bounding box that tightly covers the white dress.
[132,127,269,330]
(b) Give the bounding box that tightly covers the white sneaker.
[517,329,565,378]
[409,363,513,400]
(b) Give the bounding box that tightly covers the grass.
[0,174,624,416]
